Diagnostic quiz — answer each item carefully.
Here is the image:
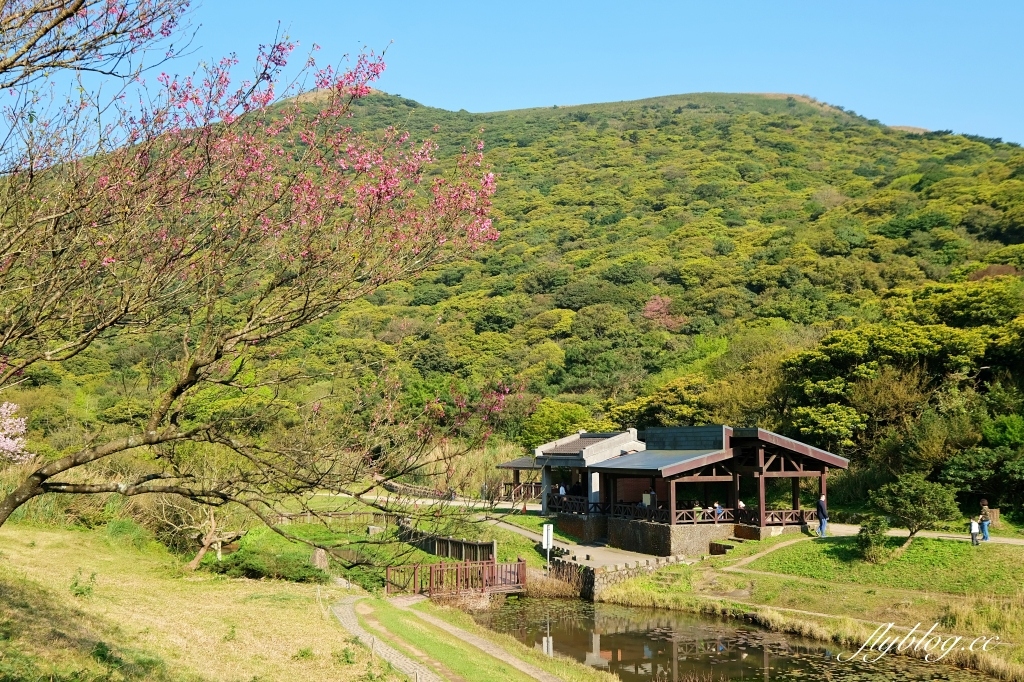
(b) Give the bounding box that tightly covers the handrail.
[385,559,527,596]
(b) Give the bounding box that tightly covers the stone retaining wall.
[732,523,807,541]
[550,554,690,601]
[554,513,608,543]
[607,517,735,556]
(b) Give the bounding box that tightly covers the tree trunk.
[186,541,214,571]
[0,476,43,527]
[185,509,219,571]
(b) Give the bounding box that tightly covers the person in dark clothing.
[816,494,829,538]
[980,499,991,542]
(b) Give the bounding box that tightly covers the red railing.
[503,482,544,501]
[385,559,527,596]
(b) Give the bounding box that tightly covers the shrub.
[856,516,891,563]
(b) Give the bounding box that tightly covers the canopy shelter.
[494,456,544,501]
[588,426,848,526]
[495,430,645,512]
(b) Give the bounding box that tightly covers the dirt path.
[392,595,562,682]
[331,596,444,682]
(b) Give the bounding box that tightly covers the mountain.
[16,91,1024,508]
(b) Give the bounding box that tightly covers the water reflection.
[473,597,997,681]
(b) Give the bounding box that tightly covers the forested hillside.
[11,92,1024,511]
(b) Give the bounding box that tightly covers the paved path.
[331,596,443,682]
[485,517,681,569]
[828,522,1024,545]
[392,595,561,682]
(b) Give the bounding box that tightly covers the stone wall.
[732,523,806,541]
[550,554,690,601]
[555,513,608,543]
[606,517,735,556]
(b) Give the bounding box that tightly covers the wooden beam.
[669,480,677,525]
[762,471,821,478]
[673,475,734,483]
[757,446,766,527]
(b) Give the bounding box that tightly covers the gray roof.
[589,449,730,477]
[495,456,543,470]
[540,434,613,455]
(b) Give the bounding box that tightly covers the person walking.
[816,494,829,538]
[970,516,981,546]
[980,499,991,542]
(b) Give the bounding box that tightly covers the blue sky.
[191,1,1023,142]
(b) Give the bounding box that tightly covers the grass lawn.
[358,598,528,682]
[486,525,548,568]
[0,523,395,682]
[491,511,581,543]
[748,536,1024,595]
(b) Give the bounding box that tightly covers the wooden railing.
[503,482,544,501]
[546,494,609,515]
[385,559,527,596]
[672,508,735,524]
[736,508,818,526]
[610,503,669,524]
[397,523,496,562]
[270,511,395,527]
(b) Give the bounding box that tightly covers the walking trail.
[484,516,690,569]
[332,593,562,682]
[391,594,562,682]
[331,595,443,682]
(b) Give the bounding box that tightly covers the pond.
[473,597,998,681]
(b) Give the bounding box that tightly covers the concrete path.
[331,596,443,682]
[828,522,1024,545]
[392,595,561,682]
[485,517,686,570]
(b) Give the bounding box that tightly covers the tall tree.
[0,2,496,527]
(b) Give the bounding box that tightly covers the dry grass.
[0,523,398,681]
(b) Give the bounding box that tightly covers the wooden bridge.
[385,559,527,597]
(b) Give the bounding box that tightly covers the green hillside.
[10,91,1024,512]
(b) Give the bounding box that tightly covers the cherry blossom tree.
[0,403,27,463]
[0,2,497,528]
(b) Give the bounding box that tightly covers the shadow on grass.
[0,568,172,681]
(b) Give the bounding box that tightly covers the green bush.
[856,516,891,563]
[205,527,329,583]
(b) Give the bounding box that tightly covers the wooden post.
[757,446,766,528]
[513,469,520,485]
[733,471,741,513]
[820,466,828,498]
[792,477,801,510]
[669,479,677,525]
[413,564,420,594]
[386,566,391,595]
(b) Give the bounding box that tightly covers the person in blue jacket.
[816,494,829,538]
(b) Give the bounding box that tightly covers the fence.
[546,494,609,516]
[398,523,497,562]
[385,559,527,596]
[503,482,544,502]
[381,479,456,500]
[270,511,395,528]
[735,508,818,526]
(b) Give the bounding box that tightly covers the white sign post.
[541,523,553,576]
